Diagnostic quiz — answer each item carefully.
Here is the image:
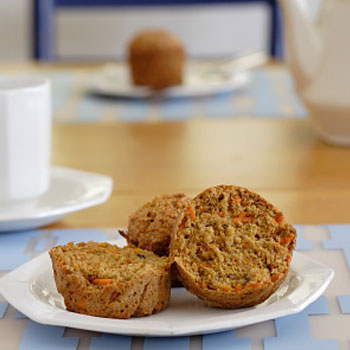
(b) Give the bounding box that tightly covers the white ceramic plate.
[90,62,251,98]
[0,166,112,232]
[0,237,334,336]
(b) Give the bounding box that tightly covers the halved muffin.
[170,185,296,309]
[126,193,188,257]
[49,241,171,319]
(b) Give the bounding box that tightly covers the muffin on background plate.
[128,29,185,90]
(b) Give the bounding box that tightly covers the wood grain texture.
[49,119,350,229]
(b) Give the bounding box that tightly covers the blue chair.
[33,0,282,60]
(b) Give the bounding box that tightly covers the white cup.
[0,77,51,203]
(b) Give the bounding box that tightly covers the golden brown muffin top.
[129,29,183,53]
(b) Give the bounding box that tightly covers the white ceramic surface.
[0,243,334,336]
[0,77,51,201]
[90,62,251,98]
[0,166,112,232]
[279,0,350,145]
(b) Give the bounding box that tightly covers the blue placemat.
[0,225,346,350]
[59,68,306,123]
[5,67,306,123]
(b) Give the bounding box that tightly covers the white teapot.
[278,0,350,145]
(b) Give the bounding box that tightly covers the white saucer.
[90,61,251,98]
[0,166,113,232]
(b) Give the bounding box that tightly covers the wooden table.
[50,118,350,229]
[1,63,350,350]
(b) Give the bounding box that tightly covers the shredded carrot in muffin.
[187,206,196,221]
[91,278,112,285]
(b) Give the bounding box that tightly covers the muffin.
[49,241,171,319]
[128,29,185,89]
[170,185,296,309]
[126,193,188,257]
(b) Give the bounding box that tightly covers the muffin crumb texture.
[49,241,171,319]
[127,193,188,256]
[170,185,296,309]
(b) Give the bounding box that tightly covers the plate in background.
[90,62,251,99]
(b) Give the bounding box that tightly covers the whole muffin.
[170,185,296,309]
[128,29,185,89]
[126,193,188,257]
